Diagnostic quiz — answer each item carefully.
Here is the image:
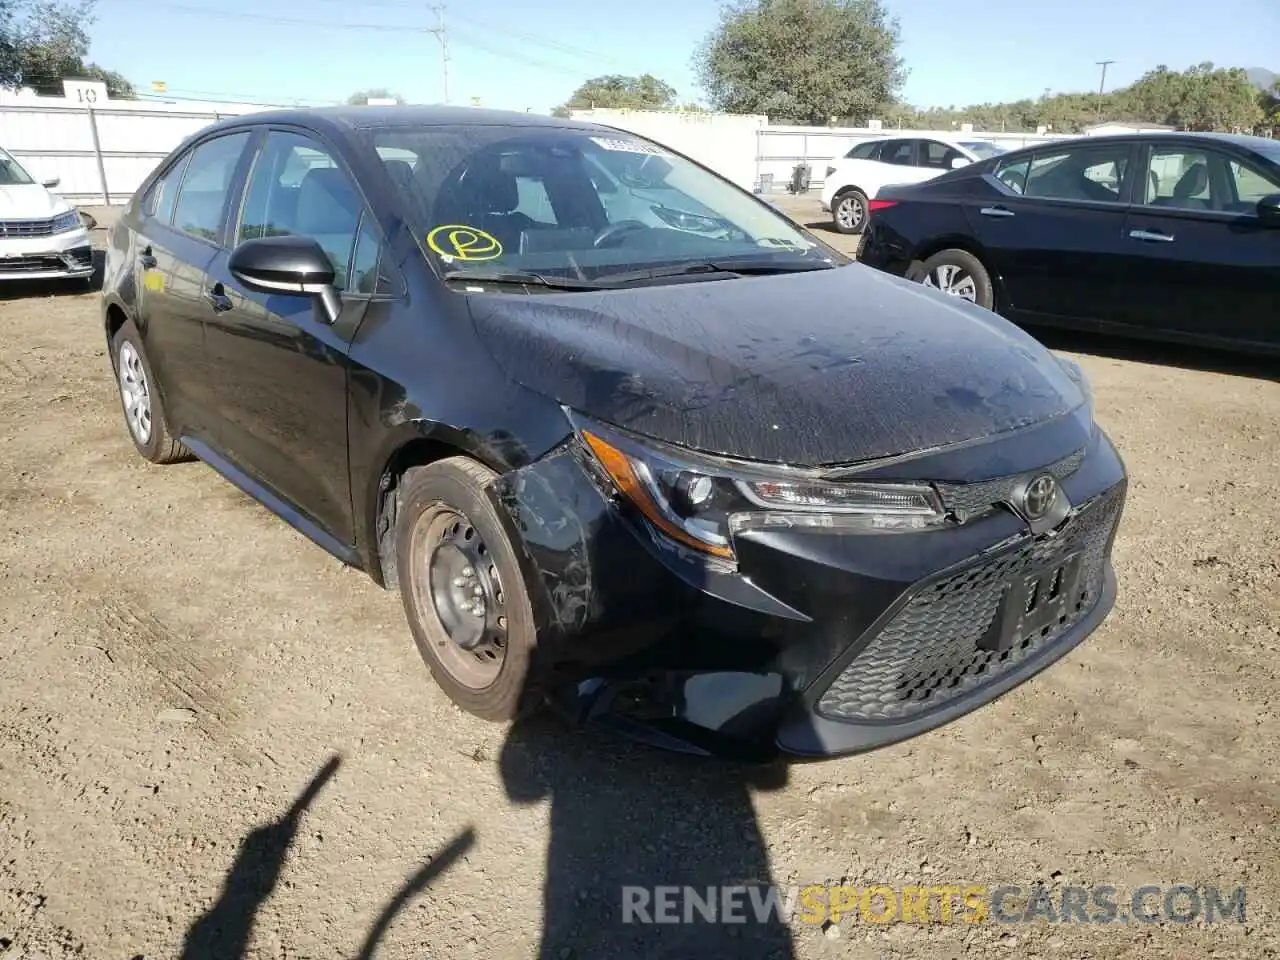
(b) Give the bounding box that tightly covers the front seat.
[294,166,361,279]
[446,165,537,253]
[1158,162,1210,210]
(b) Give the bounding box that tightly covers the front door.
[203,128,394,547]
[966,141,1137,325]
[1116,141,1280,348]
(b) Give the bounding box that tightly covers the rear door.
[1117,140,1280,347]
[964,140,1137,325]
[202,127,401,547]
[134,131,253,443]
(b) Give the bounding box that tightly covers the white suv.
[820,137,1005,234]
[0,147,93,282]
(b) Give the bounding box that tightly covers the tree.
[695,0,906,125]
[346,87,404,105]
[1,0,133,97]
[554,74,678,115]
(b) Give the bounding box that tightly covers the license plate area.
[978,552,1084,653]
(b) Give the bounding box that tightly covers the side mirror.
[42,177,60,189]
[950,157,971,170]
[1257,194,1280,225]
[229,235,341,324]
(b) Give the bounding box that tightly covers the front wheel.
[912,249,995,310]
[395,456,540,721]
[831,190,868,235]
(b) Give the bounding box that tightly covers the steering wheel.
[593,220,649,248]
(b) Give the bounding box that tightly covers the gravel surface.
[0,209,1276,959]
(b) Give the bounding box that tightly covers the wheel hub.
[426,515,506,657]
[117,342,152,444]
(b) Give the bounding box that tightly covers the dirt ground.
[0,202,1276,959]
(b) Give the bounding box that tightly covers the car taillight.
[868,200,898,213]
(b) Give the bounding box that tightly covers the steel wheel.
[117,340,153,444]
[410,504,508,689]
[922,263,978,302]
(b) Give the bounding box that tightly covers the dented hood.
[466,264,1085,467]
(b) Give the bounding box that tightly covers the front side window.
[921,140,964,170]
[1143,145,1280,214]
[171,132,250,242]
[368,125,837,286]
[994,155,1030,194]
[0,148,35,186]
[960,141,1005,160]
[846,140,882,161]
[238,131,364,290]
[1023,144,1130,203]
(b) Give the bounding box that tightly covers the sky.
[86,0,1279,113]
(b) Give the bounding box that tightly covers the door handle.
[138,246,157,269]
[979,206,1015,218]
[203,283,233,313]
[1129,229,1175,243]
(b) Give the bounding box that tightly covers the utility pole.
[429,5,450,105]
[1095,60,1115,122]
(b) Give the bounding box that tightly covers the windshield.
[366,125,842,284]
[960,141,1006,160]
[0,148,35,186]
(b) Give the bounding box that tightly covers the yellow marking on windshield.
[426,224,503,261]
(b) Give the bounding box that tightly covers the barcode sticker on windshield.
[589,136,669,156]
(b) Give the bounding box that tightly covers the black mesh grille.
[935,447,1085,519]
[0,255,68,273]
[816,483,1123,723]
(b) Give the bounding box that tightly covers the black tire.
[395,456,539,722]
[831,189,868,235]
[110,321,191,464]
[911,249,995,311]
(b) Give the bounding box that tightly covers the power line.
[429,5,449,105]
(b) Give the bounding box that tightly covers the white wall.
[571,108,1077,192]
[2,84,273,204]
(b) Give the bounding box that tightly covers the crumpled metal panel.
[934,446,1086,520]
[816,484,1123,722]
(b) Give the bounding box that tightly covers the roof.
[208,104,600,133]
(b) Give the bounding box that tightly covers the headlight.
[572,414,947,564]
[51,210,82,234]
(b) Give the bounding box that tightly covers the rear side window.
[846,140,882,161]
[171,133,251,243]
[238,130,366,291]
[880,140,915,166]
[1022,144,1130,203]
[148,153,190,224]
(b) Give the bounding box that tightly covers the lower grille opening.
[816,486,1122,723]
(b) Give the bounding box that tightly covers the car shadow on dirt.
[1029,326,1280,383]
[0,250,105,300]
[499,715,797,959]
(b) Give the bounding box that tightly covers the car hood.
[466,264,1085,467]
[0,183,70,219]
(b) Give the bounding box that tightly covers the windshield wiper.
[600,257,837,284]
[442,269,612,291]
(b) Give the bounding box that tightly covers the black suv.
[102,107,1127,760]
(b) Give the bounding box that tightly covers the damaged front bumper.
[486,420,1127,761]
[0,224,94,280]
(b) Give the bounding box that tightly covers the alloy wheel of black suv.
[101,106,1128,761]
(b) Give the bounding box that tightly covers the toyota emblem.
[1022,474,1058,520]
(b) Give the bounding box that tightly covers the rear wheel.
[111,322,191,464]
[913,249,995,310]
[831,189,868,235]
[395,457,539,721]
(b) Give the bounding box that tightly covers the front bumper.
[490,422,1127,761]
[0,226,94,280]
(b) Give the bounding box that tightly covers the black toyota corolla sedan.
[101,107,1127,760]
[859,132,1280,355]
